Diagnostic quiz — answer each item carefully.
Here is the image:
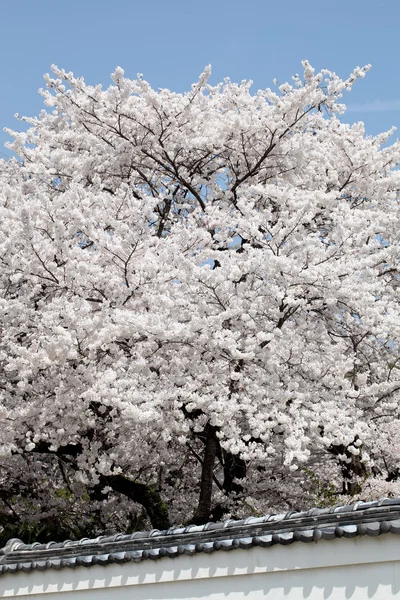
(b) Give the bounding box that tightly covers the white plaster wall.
[1,534,400,599]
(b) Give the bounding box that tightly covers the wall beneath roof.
[0,534,400,599]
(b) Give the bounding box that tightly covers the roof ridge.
[4,497,400,553]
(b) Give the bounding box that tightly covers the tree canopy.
[0,61,400,543]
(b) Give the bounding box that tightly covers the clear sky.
[0,0,399,157]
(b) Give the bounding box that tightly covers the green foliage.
[303,468,338,508]
[54,487,73,500]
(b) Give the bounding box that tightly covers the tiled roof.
[1,498,400,575]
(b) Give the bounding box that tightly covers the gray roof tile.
[2,498,400,574]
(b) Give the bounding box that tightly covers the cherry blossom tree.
[0,60,400,540]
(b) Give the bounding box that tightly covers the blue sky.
[0,0,399,157]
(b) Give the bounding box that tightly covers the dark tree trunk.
[192,424,218,525]
[222,450,246,494]
[101,475,170,531]
[329,440,367,495]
